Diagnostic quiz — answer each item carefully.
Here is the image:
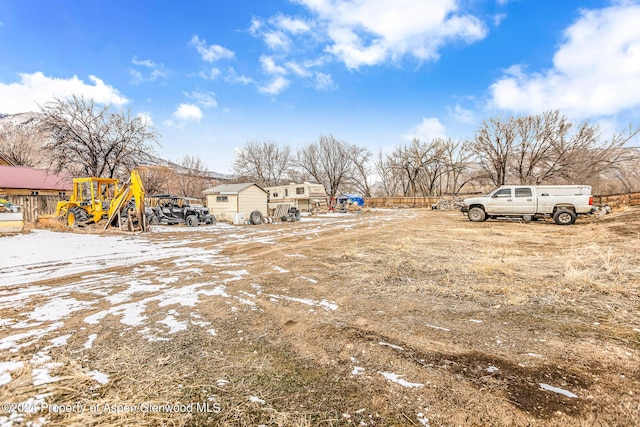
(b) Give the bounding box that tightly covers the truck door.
[512,187,536,214]
[485,187,513,214]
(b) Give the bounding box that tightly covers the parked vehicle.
[149,195,216,227]
[41,170,148,232]
[461,185,594,225]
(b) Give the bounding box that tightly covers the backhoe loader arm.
[104,170,147,232]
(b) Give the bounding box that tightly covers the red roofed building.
[0,165,72,196]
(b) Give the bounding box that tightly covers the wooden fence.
[5,195,62,223]
[364,196,440,208]
[593,192,640,208]
[365,192,640,210]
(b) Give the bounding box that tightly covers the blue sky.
[1,0,639,174]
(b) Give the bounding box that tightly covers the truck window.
[515,188,532,197]
[493,188,512,198]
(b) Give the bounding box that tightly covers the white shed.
[203,183,268,223]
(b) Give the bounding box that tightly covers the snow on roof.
[0,165,72,191]
[203,182,267,195]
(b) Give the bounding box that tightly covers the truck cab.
[461,185,594,225]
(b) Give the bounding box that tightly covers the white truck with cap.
[461,185,594,225]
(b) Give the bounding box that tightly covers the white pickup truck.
[461,185,594,225]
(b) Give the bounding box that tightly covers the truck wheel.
[553,209,576,225]
[468,207,486,222]
[249,210,263,225]
[186,215,198,227]
[522,215,533,223]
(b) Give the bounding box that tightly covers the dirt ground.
[1,208,639,426]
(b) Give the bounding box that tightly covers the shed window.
[216,196,228,202]
[31,191,39,196]
[296,187,305,195]
[285,189,289,197]
[273,192,279,198]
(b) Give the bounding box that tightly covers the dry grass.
[3,207,640,426]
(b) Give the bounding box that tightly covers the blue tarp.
[338,194,365,207]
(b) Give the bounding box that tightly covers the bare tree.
[468,116,516,186]
[470,110,640,187]
[345,144,373,196]
[297,135,352,205]
[374,150,403,196]
[233,140,293,186]
[437,138,473,195]
[175,155,211,198]
[39,95,159,178]
[138,165,173,195]
[0,117,44,167]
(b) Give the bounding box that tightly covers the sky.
[1,0,639,174]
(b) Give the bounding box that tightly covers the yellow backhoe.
[46,170,148,232]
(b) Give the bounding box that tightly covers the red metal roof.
[0,165,73,191]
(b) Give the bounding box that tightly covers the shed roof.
[203,182,267,195]
[0,165,73,191]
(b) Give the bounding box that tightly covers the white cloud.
[286,61,312,77]
[274,14,311,34]
[258,76,290,94]
[199,67,222,80]
[403,117,447,142]
[264,31,290,50]
[190,35,234,62]
[0,72,127,114]
[489,3,640,117]
[137,112,154,126]
[130,56,169,83]
[493,13,506,26]
[447,104,475,124]
[225,67,254,85]
[314,72,337,90]
[295,0,487,69]
[173,103,203,122]
[260,56,288,75]
[185,90,218,108]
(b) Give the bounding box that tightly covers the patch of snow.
[32,363,62,386]
[486,366,499,373]
[469,319,483,323]
[46,334,72,349]
[525,353,542,357]
[352,366,365,375]
[0,361,24,386]
[417,412,430,426]
[379,372,424,388]
[87,370,109,384]
[207,329,217,336]
[158,315,188,334]
[379,341,404,350]
[83,334,97,350]
[217,379,229,387]
[272,266,289,273]
[249,395,265,405]
[269,294,338,311]
[29,298,94,322]
[425,324,450,332]
[539,383,578,398]
[0,322,63,352]
[300,276,318,283]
